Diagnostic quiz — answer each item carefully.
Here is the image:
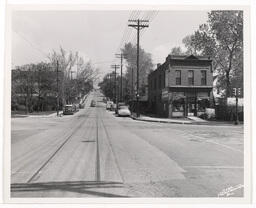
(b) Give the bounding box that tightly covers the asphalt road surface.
[11,90,244,197]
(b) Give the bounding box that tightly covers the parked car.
[117,105,131,117]
[90,100,96,107]
[63,104,74,115]
[115,102,126,114]
[106,101,113,110]
[110,103,116,111]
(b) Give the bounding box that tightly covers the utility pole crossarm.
[128,19,149,22]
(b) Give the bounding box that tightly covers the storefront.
[163,89,211,118]
[169,92,185,117]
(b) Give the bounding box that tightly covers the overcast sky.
[12,10,209,77]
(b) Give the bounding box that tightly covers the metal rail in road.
[26,110,92,183]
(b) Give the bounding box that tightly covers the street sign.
[162,89,169,100]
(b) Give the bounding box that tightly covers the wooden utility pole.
[131,67,134,100]
[233,87,241,125]
[56,60,59,116]
[128,19,149,117]
[115,53,127,102]
[111,64,120,109]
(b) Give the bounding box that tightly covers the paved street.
[11,91,244,197]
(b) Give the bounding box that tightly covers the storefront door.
[186,97,197,116]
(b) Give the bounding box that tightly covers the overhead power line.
[13,30,49,58]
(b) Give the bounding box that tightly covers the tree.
[182,34,201,55]
[12,47,98,112]
[121,43,154,100]
[169,46,186,55]
[183,11,243,97]
[99,72,116,101]
[48,47,98,104]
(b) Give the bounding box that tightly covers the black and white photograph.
[3,3,252,204]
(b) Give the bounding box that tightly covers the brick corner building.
[148,54,213,118]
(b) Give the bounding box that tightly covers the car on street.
[110,103,116,111]
[117,105,131,117]
[90,100,96,107]
[106,101,113,110]
[115,102,126,114]
[63,104,74,115]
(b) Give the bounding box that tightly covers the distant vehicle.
[110,103,116,111]
[115,102,126,114]
[106,101,113,110]
[63,104,74,115]
[90,100,96,107]
[117,105,131,117]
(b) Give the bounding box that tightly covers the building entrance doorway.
[186,97,197,117]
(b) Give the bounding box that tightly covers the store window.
[175,70,181,85]
[188,70,194,85]
[172,98,184,112]
[197,98,210,112]
[201,70,207,85]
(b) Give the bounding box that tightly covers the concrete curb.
[130,116,193,125]
[130,116,241,126]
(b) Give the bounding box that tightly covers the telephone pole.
[128,19,149,117]
[131,67,134,100]
[111,64,120,109]
[115,53,127,102]
[56,60,59,116]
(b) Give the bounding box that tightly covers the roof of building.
[167,54,212,61]
[149,54,212,77]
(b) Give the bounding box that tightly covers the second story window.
[175,70,181,85]
[188,70,194,85]
[201,70,207,85]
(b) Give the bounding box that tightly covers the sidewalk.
[130,114,193,124]
[12,111,63,118]
[130,114,242,126]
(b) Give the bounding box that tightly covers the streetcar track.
[99,110,125,184]
[26,109,92,184]
[95,110,101,181]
